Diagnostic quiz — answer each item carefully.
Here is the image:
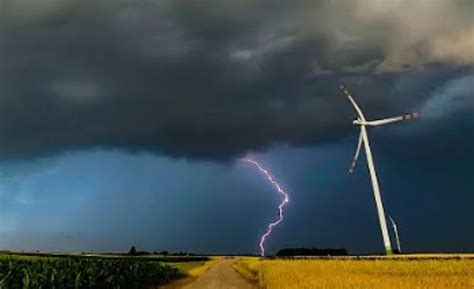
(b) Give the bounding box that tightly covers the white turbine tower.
[340,84,419,255]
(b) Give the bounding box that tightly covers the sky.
[0,0,472,254]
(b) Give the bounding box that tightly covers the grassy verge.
[233,258,261,286]
[162,257,220,289]
[234,256,474,289]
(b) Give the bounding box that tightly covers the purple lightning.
[242,158,290,257]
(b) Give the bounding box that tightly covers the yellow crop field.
[234,257,474,289]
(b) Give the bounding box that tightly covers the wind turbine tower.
[339,84,419,255]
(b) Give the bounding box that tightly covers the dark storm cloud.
[0,0,472,160]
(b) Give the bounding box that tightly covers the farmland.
[234,255,474,289]
[0,253,192,289]
[2,253,474,289]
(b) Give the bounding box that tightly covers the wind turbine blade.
[366,112,420,126]
[349,130,363,175]
[339,84,366,121]
[389,216,402,253]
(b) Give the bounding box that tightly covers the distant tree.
[128,246,137,256]
[160,250,169,256]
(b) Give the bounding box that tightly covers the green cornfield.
[0,257,183,289]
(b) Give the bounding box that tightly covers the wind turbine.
[339,84,419,255]
[389,216,402,254]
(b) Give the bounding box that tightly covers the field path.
[181,259,254,289]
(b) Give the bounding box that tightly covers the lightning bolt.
[242,158,290,257]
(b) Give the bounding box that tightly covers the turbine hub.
[353,119,365,126]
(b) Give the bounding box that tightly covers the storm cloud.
[0,0,472,160]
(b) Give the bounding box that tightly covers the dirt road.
[182,259,254,289]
